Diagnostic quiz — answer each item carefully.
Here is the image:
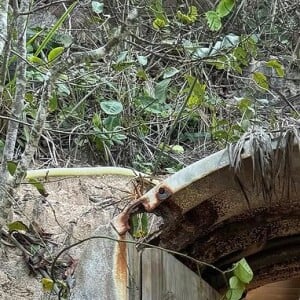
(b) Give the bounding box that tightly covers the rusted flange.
[112,185,172,235]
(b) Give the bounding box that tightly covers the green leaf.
[176,6,198,24]
[28,55,45,65]
[100,100,123,115]
[7,221,29,233]
[170,145,184,154]
[136,69,148,80]
[103,116,120,130]
[47,46,64,62]
[131,213,148,238]
[7,161,17,175]
[233,258,254,284]
[54,33,73,47]
[228,280,245,297]
[229,276,245,289]
[41,278,54,292]
[155,78,171,102]
[266,59,285,77]
[163,67,180,79]
[216,0,235,17]
[91,1,104,14]
[185,76,206,108]
[112,62,135,72]
[57,83,70,96]
[92,113,102,128]
[253,72,269,90]
[116,51,128,63]
[153,17,167,29]
[49,94,58,112]
[238,98,252,112]
[28,178,49,197]
[35,1,77,57]
[205,11,222,31]
[137,55,148,66]
[233,47,248,66]
[226,287,244,300]
[136,96,169,115]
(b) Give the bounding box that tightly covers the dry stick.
[0,114,188,136]
[19,0,68,16]
[0,0,9,57]
[271,87,300,117]
[0,5,12,97]
[152,78,197,174]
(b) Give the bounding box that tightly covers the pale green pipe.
[25,167,160,185]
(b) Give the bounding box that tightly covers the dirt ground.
[0,175,134,299]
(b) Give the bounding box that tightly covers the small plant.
[225,258,253,300]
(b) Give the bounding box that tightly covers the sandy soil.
[1,175,133,299]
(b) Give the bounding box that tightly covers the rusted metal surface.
[140,139,300,291]
[112,184,174,235]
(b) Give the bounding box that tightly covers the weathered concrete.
[70,224,129,300]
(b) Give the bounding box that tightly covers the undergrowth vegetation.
[0,0,299,174]
[0,1,299,299]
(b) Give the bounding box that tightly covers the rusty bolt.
[157,186,171,201]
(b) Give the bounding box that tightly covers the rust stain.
[113,234,128,299]
[112,184,173,235]
[143,184,173,211]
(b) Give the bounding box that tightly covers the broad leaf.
[216,0,235,17]
[176,6,198,24]
[116,51,128,63]
[41,278,54,292]
[153,17,167,29]
[7,221,29,233]
[28,178,49,197]
[226,276,247,299]
[7,161,17,175]
[163,67,180,79]
[154,78,171,102]
[205,11,222,31]
[266,59,285,77]
[170,145,184,154]
[57,83,70,96]
[48,47,64,62]
[100,100,123,115]
[28,55,45,65]
[185,76,206,107]
[233,258,254,284]
[253,72,269,90]
[229,276,245,289]
[91,1,104,14]
[49,94,58,112]
[136,69,148,80]
[226,287,244,300]
[137,55,148,66]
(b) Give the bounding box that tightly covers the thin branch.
[0,0,9,56]
[0,1,30,222]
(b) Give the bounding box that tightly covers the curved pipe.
[25,167,160,185]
